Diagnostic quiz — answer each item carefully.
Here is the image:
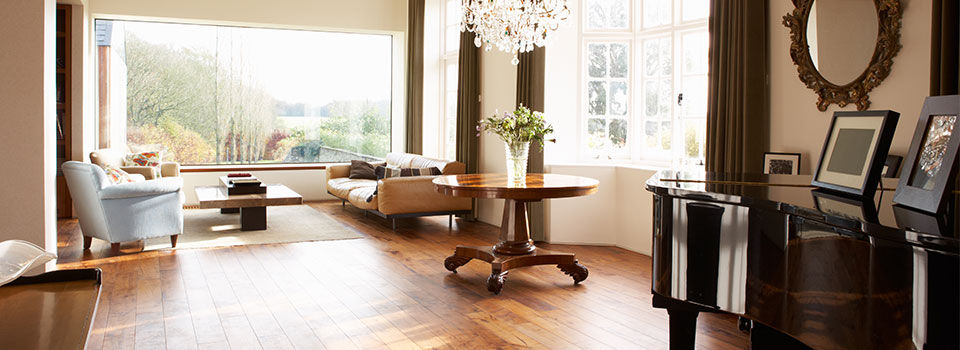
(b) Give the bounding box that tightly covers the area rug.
[140,205,363,251]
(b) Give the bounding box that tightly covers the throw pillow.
[102,164,136,184]
[348,160,382,180]
[124,151,163,167]
[367,166,442,202]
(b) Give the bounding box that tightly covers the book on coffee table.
[219,176,266,195]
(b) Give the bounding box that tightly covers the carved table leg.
[444,255,472,273]
[558,260,589,284]
[487,269,507,294]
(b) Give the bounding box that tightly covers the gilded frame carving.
[782,0,902,111]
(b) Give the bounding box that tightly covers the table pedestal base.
[443,199,588,294]
[444,246,588,294]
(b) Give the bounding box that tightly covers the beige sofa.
[90,148,180,180]
[326,153,472,229]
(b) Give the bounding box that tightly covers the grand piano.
[646,171,959,349]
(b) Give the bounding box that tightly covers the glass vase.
[504,141,530,184]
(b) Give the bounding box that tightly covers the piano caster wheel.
[738,317,752,333]
[487,271,507,294]
[444,255,471,273]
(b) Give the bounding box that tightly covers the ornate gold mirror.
[783,0,902,111]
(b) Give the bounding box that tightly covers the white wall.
[476,49,517,225]
[0,0,58,266]
[769,0,932,174]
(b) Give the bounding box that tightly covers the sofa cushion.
[385,152,466,174]
[326,177,377,199]
[348,160,380,180]
[347,187,378,210]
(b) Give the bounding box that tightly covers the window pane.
[588,81,607,115]
[588,43,608,78]
[682,0,709,22]
[644,79,658,117]
[610,43,629,78]
[682,31,708,75]
[684,119,705,158]
[585,0,629,30]
[609,119,628,148]
[106,20,393,164]
[660,38,673,75]
[445,91,458,160]
[659,78,673,116]
[587,118,607,150]
[642,0,672,28]
[681,75,707,118]
[643,40,659,77]
[446,61,458,90]
[610,81,628,115]
[660,121,672,150]
[645,120,658,147]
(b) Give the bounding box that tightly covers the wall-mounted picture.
[811,110,899,198]
[763,152,801,175]
[893,95,960,214]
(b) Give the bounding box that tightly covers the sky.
[121,20,393,106]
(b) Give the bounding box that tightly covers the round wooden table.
[433,173,599,294]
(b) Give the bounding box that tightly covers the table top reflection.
[433,173,599,200]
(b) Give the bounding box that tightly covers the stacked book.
[220,174,267,195]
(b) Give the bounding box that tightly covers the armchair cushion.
[119,165,159,180]
[102,165,137,184]
[124,151,163,167]
[101,177,183,200]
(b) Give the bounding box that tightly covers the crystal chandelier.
[461,0,571,64]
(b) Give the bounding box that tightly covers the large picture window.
[96,19,396,165]
[582,0,708,166]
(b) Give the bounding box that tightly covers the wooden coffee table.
[194,184,303,231]
[433,173,599,294]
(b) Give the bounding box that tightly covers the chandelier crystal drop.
[460,0,571,65]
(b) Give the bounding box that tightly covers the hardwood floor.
[57,201,748,349]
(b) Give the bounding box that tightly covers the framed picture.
[763,152,801,175]
[893,95,960,214]
[811,110,899,198]
[883,155,902,178]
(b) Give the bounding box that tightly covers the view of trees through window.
[97,20,393,165]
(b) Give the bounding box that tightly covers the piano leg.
[667,309,699,350]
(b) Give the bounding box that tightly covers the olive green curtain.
[516,47,546,241]
[456,31,481,219]
[931,0,959,96]
[705,0,768,174]
[404,0,425,154]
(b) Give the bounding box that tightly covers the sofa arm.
[160,162,180,177]
[101,177,183,200]
[377,176,472,215]
[121,166,159,180]
[327,164,351,179]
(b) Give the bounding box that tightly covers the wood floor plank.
[55,201,749,350]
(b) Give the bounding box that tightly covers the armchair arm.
[160,162,180,177]
[326,164,351,179]
[101,177,183,200]
[121,166,159,180]
[376,176,472,215]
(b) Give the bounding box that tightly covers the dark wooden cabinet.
[56,5,73,218]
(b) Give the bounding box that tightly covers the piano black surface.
[646,171,959,349]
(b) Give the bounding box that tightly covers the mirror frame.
[782,0,902,111]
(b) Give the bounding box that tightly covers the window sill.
[180,163,332,173]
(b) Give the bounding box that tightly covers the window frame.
[579,0,708,167]
[92,16,406,167]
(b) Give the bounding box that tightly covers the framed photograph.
[811,110,899,198]
[763,152,801,175]
[883,155,902,178]
[893,95,960,214]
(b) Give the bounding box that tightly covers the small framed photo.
[893,95,960,214]
[811,110,900,198]
[763,152,801,175]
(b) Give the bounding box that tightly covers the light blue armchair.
[62,161,184,252]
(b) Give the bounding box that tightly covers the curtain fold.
[705,0,768,175]
[456,31,482,218]
[931,0,959,96]
[404,0,425,154]
[516,47,546,241]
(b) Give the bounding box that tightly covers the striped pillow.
[367,166,442,202]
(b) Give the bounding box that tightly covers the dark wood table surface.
[433,173,599,294]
